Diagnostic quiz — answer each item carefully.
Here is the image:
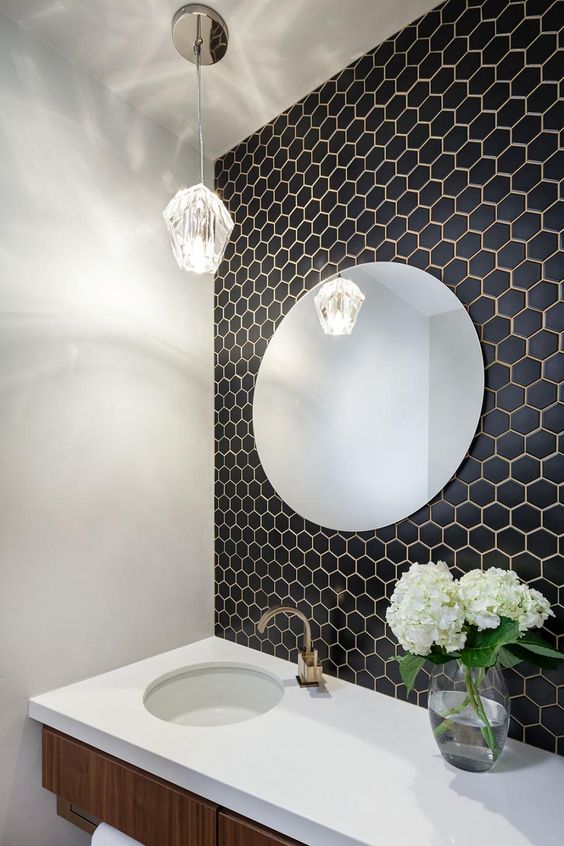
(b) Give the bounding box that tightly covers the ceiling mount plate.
[172,4,229,65]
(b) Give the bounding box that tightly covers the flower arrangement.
[386,562,563,762]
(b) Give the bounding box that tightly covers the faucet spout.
[257,605,313,653]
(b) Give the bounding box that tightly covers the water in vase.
[429,690,509,773]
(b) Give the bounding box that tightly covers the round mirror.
[253,262,484,532]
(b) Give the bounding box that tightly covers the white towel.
[91,823,143,846]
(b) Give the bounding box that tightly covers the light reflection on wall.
[0,12,214,846]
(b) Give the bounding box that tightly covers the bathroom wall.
[215,0,563,754]
[428,307,481,495]
[0,12,214,846]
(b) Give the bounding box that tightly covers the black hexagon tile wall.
[214,0,563,754]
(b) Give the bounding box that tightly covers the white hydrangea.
[458,567,554,633]
[386,561,467,656]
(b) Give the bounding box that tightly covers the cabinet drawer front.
[42,727,216,846]
[218,811,305,846]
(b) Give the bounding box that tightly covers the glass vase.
[428,660,510,772]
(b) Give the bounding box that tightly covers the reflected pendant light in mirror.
[314,276,365,335]
[163,6,234,274]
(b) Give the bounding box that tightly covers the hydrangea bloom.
[386,561,467,656]
[458,567,553,632]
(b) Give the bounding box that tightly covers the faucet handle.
[297,646,323,687]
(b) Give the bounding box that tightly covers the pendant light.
[314,276,365,335]
[163,5,234,274]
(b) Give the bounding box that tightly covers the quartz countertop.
[29,636,563,846]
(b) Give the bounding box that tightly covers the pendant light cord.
[194,17,204,185]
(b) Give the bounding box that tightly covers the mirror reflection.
[253,262,484,532]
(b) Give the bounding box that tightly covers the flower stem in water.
[463,665,498,756]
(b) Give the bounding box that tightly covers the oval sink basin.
[143,662,284,727]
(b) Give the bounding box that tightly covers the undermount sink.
[143,662,284,727]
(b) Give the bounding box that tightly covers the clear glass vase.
[428,660,510,772]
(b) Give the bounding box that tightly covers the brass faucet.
[257,605,324,686]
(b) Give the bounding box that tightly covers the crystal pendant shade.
[163,182,234,274]
[314,276,365,335]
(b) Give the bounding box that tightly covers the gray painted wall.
[0,13,214,845]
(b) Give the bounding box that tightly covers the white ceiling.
[0,0,438,158]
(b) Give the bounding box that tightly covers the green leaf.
[461,617,520,668]
[505,644,560,671]
[497,646,522,668]
[499,632,564,671]
[398,654,426,692]
[515,631,564,661]
[425,646,461,665]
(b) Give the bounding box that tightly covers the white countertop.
[29,636,563,846]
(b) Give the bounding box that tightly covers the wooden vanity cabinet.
[42,727,217,846]
[218,811,304,845]
[42,727,304,846]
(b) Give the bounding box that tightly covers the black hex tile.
[542,706,564,739]
[529,282,558,311]
[526,430,556,459]
[511,406,540,435]
[514,309,543,338]
[528,181,558,212]
[215,0,564,756]
[499,434,527,465]
[543,201,563,232]
[486,362,510,390]
[528,480,558,510]
[512,695,540,727]
[529,330,559,360]
[511,455,541,484]
[544,505,563,536]
[527,380,557,409]
[512,504,542,534]
[512,552,542,583]
[498,336,526,364]
[513,260,542,290]
[512,357,541,387]
[497,384,525,411]
[545,301,564,332]
[543,454,563,485]
[524,725,556,754]
[542,405,563,436]
[499,289,525,317]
